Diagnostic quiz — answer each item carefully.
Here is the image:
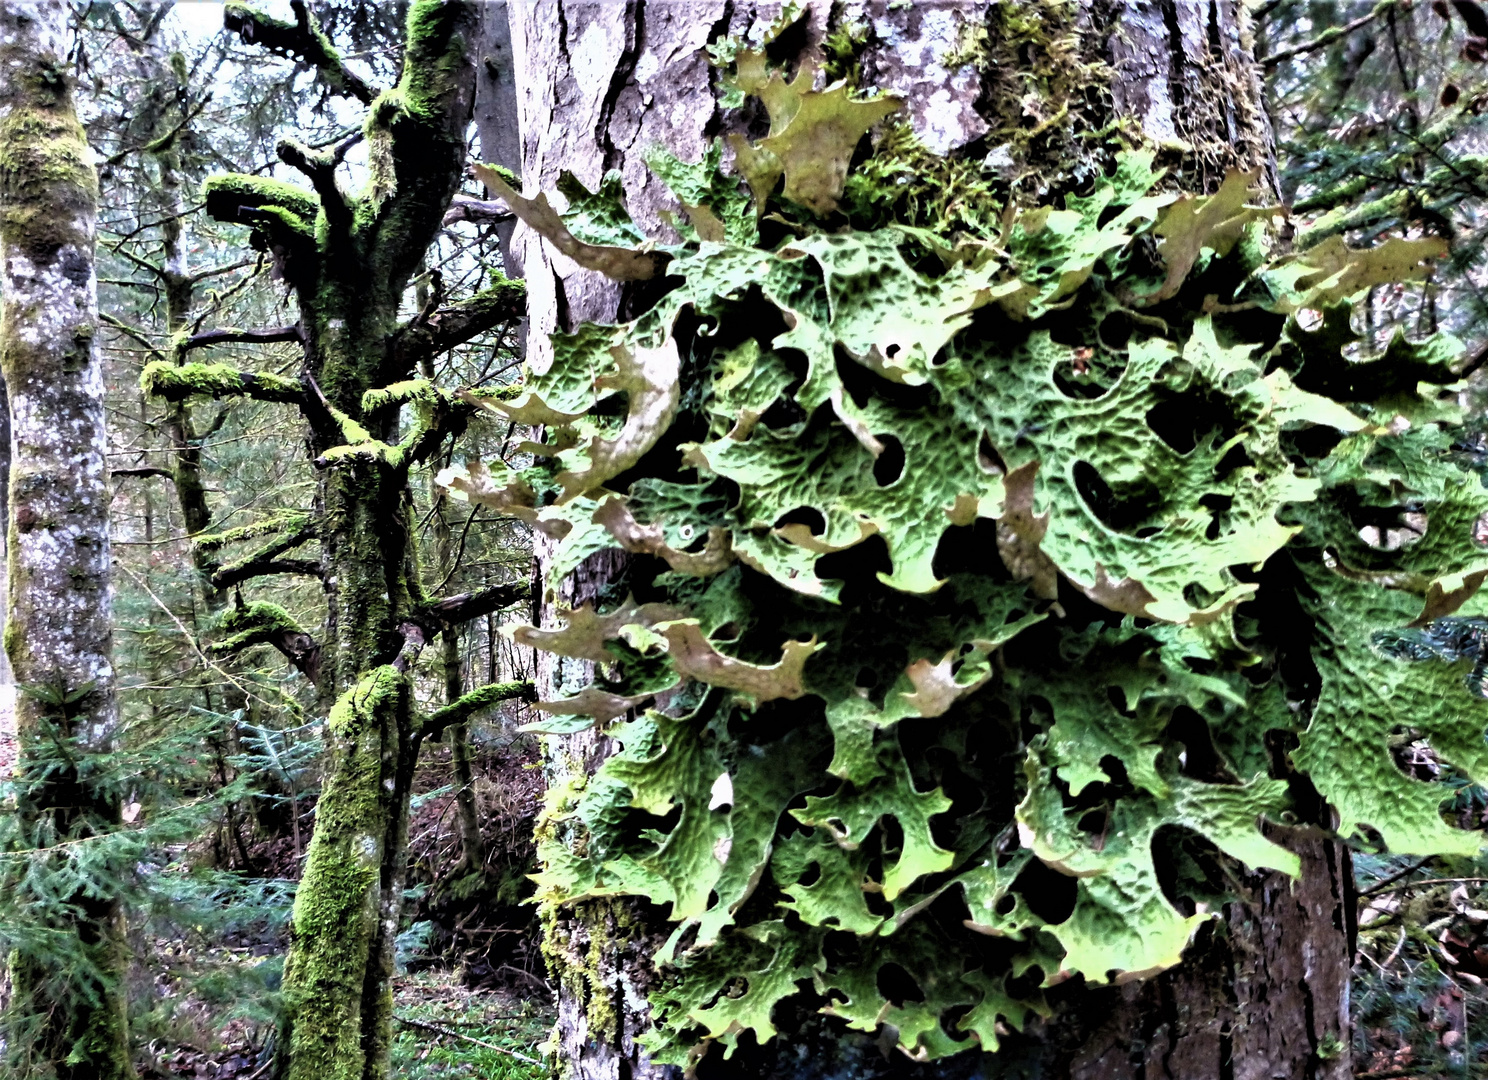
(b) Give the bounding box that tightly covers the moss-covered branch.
[208,523,317,590]
[208,600,321,684]
[201,173,320,286]
[140,360,306,405]
[424,679,535,740]
[224,0,375,104]
[194,510,312,551]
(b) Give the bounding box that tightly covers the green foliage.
[465,61,1488,1063]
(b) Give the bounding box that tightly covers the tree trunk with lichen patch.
[0,2,130,1077]
[513,3,1352,1079]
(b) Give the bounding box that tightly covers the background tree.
[0,1,128,1075]
[132,4,535,1078]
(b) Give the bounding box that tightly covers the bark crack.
[596,0,646,173]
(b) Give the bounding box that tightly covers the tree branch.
[212,558,322,591]
[140,360,307,405]
[276,137,351,225]
[100,311,166,361]
[224,0,376,104]
[179,324,303,356]
[388,275,526,378]
[1262,0,1395,69]
[208,600,321,685]
[422,679,535,741]
[111,466,175,480]
[210,524,318,589]
[416,582,528,631]
[442,193,514,227]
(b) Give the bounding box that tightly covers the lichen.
[0,51,97,256]
[500,80,1480,1067]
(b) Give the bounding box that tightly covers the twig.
[1364,876,1488,896]
[1359,857,1434,898]
[116,564,281,713]
[1262,0,1394,69]
[393,1014,543,1066]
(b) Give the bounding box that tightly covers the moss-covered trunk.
[0,2,130,1076]
[512,2,1352,1078]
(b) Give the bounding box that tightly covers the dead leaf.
[474,163,662,280]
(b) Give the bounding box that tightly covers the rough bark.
[511,3,1352,1080]
[0,2,130,1076]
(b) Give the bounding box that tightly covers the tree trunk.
[509,3,1353,1078]
[0,3,130,1077]
[153,6,544,1080]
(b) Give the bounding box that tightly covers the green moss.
[139,359,303,402]
[208,600,307,656]
[425,679,533,731]
[362,379,439,413]
[201,172,319,231]
[0,52,98,255]
[194,510,311,550]
[841,121,1001,235]
[280,667,409,1080]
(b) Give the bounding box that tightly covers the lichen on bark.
[0,2,129,1076]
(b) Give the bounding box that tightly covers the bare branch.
[179,324,303,356]
[417,582,528,631]
[442,194,514,228]
[388,276,525,377]
[1262,0,1395,69]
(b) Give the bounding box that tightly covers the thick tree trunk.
[0,3,130,1077]
[511,3,1353,1079]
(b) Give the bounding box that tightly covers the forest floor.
[146,968,552,1078]
[389,969,552,1080]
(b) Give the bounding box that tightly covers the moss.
[280,667,409,1080]
[139,359,303,402]
[0,51,97,256]
[425,679,533,730]
[842,121,1002,236]
[194,509,311,550]
[202,172,318,223]
[208,600,307,656]
[821,15,871,87]
[361,379,439,413]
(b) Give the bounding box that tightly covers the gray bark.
[509,3,1350,1079]
[0,1,129,1076]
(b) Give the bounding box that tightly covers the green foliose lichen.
[482,59,1486,1069]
